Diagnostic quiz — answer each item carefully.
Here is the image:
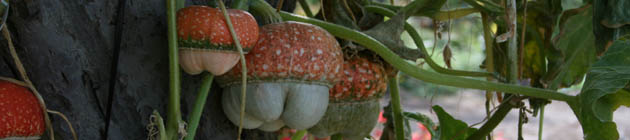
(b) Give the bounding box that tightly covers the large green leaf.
[569,38,630,140]
[544,6,597,89]
[432,106,477,140]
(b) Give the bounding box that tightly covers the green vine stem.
[279,12,575,102]
[231,0,249,10]
[297,0,313,17]
[249,0,283,24]
[185,74,214,140]
[505,0,518,84]
[367,1,401,10]
[466,96,515,140]
[218,1,248,139]
[481,12,496,139]
[517,108,524,139]
[152,111,168,140]
[538,105,545,140]
[432,8,479,21]
[389,73,405,140]
[166,0,182,139]
[291,130,307,140]
[364,6,492,77]
[397,0,430,18]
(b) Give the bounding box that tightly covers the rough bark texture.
[0,0,295,139]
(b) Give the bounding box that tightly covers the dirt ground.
[388,89,630,140]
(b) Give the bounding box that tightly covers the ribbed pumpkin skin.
[309,99,380,140]
[308,57,388,139]
[220,21,343,131]
[176,6,259,75]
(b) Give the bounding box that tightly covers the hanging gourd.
[308,56,388,139]
[176,5,259,75]
[219,21,343,131]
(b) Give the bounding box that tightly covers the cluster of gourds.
[176,5,388,139]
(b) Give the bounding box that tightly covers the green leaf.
[403,112,437,139]
[432,106,477,140]
[460,0,503,15]
[362,10,422,60]
[411,0,447,17]
[544,6,597,89]
[569,38,630,140]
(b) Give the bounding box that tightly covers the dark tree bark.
[0,0,295,139]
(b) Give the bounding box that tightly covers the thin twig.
[320,0,326,21]
[276,0,284,12]
[3,24,55,140]
[297,0,313,17]
[342,0,357,23]
[0,76,27,86]
[538,105,545,140]
[518,0,528,79]
[47,110,78,140]
[481,12,496,139]
[218,1,248,140]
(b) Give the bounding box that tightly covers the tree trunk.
[0,0,295,139]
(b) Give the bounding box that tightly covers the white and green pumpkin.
[219,21,343,131]
[308,56,388,139]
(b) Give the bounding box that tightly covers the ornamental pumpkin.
[219,21,343,131]
[176,5,259,75]
[308,56,388,139]
[0,80,45,140]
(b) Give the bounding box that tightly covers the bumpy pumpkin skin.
[220,21,343,131]
[0,81,45,139]
[308,57,388,139]
[176,6,259,75]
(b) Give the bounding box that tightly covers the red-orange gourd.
[0,81,45,140]
[219,21,343,131]
[308,56,388,139]
[176,6,259,75]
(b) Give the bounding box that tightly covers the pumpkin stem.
[249,0,283,24]
[184,73,214,140]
